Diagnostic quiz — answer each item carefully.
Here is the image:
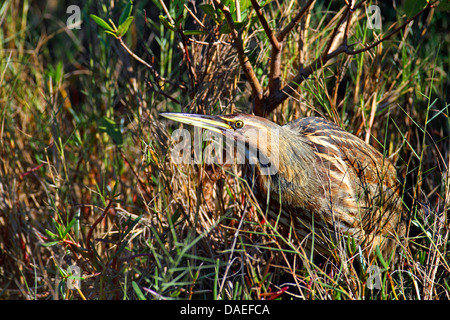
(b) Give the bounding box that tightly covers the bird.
[161,112,407,261]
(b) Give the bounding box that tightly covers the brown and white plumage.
[273,117,405,257]
[161,113,407,259]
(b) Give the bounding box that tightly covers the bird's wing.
[284,117,403,237]
[284,117,398,192]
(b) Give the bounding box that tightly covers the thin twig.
[321,6,351,60]
[145,78,180,105]
[262,0,432,115]
[212,0,264,103]
[250,0,281,102]
[118,37,187,91]
[184,3,220,44]
[86,198,113,255]
[217,201,249,299]
[158,0,174,24]
[346,2,432,55]
[269,44,347,111]
[277,0,315,42]
[342,0,358,45]
[177,23,197,92]
[251,0,280,50]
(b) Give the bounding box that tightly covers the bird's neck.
[246,131,318,208]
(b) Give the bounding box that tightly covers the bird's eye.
[234,120,244,129]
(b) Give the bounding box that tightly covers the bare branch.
[158,0,174,24]
[321,6,351,60]
[260,0,432,115]
[250,0,280,50]
[277,0,315,42]
[251,0,316,115]
[346,2,433,55]
[118,37,187,91]
[250,0,281,103]
[270,44,348,109]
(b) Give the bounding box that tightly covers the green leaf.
[238,0,252,16]
[42,241,60,247]
[90,14,114,32]
[45,60,64,84]
[183,30,208,35]
[259,0,271,7]
[170,209,181,225]
[219,18,248,34]
[228,0,236,17]
[225,185,234,200]
[220,23,231,34]
[175,0,185,21]
[51,217,64,238]
[68,274,84,281]
[132,281,147,300]
[62,218,78,239]
[122,215,143,238]
[45,229,57,239]
[375,245,388,269]
[119,0,133,26]
[99,116,123,147]
[200,4,219,23]
[73,209,81,242]
[117,16,134,37]
[105,30,119,38]
[404,0,428,18]
[159,15,176,31]
[240,0,251,9]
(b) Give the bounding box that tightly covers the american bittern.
[161,113,407,260]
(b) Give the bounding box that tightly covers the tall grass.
[0,0,448,299]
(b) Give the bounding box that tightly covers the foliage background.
[0,0,449,299]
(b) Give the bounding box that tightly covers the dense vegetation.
[0,0,448,299]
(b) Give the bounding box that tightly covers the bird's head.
[161,113,281,175]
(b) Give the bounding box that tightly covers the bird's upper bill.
[161,112,281,175]
[160,113,235,134]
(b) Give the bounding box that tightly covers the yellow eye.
[234,120,244,129]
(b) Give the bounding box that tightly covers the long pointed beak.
[160,113,232,134]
